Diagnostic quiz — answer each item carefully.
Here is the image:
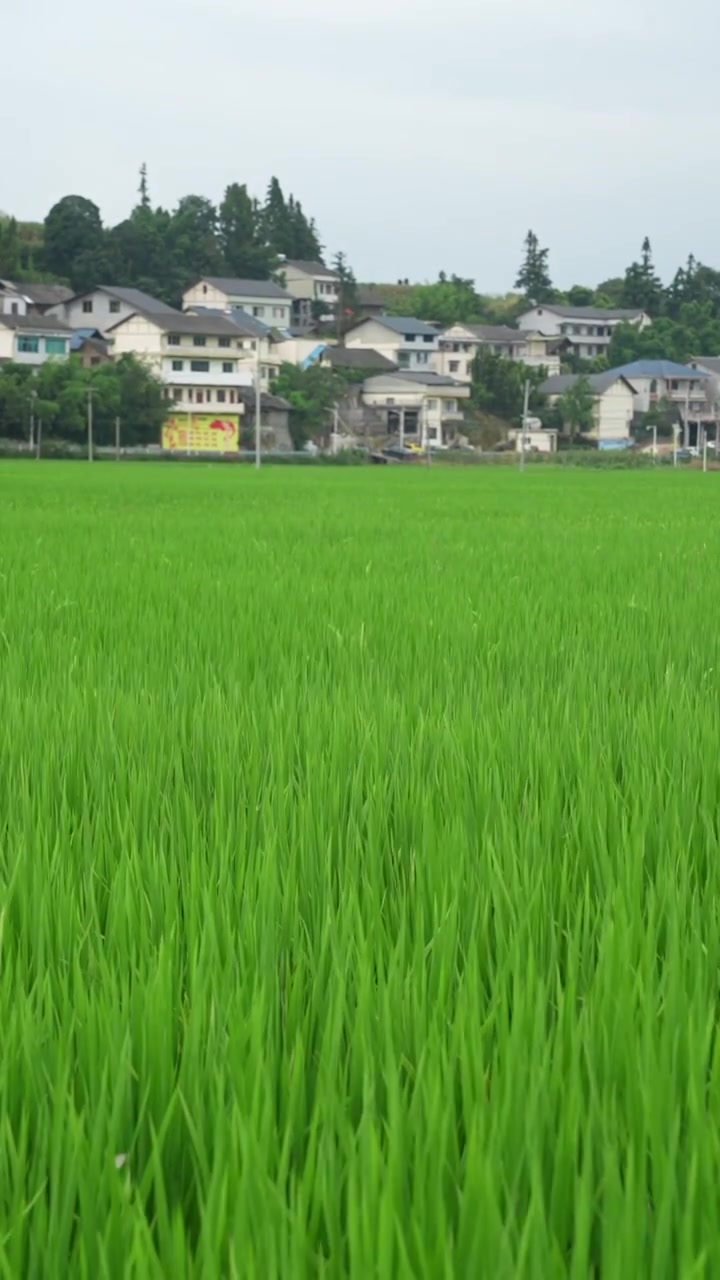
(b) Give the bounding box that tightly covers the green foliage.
[1,466,720,1271]
[219,184,274,280]
[0,355,165,445]
[515,229,554,303]
[271,363,348,447]
[43,195,104,286]
[609,302,720,366]
[556,375,595,438]
[621,236,664,316]
[471,348,546,421]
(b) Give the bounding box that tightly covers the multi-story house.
[539,371,637,447]
[361,371,470,448]
[49,286,177,336]
[0,313,71,366]
[435,323,561,382]
[0,280,73,317]
[518,304,650,360]
[344,316,440,371]
[183,277,293,329]
[108,311,257,426]
[277,259,340,327]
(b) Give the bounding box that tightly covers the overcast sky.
[7,0,720,292]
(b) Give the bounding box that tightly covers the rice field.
[1,459,720,1276]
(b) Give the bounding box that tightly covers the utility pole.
[29,390,37,452]
[684,385,690,449]
[115,416,121,461]
[651,423,657,461]
[87,385,94,462]
[520,379,530,472]
[703,429,708,473]
[36,417,42,461]
[673,422,679,468]
[254,352,262,468]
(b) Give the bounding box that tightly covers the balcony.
[162,369,255,389]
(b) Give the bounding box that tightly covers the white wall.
[53,291,137,335]
[594,383,635,441]
[281,264,338,305]
[184,281,292,327]
[0,328,14,359]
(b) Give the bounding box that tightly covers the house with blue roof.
[343,315,440,372]
[608,360,710,418]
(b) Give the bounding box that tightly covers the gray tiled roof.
[282,259,338,280]
[540,372,637,395]
[322,346,398,370]
[0,313,72,333]
[108,310,249,337]
[196,277,292,300]
[363,315,439,338]
[529,304,646,321]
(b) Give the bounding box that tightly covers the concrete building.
[0,280,74,317]
[108,310,256,421]
[0,313,72,366]
[277,259,340,327]
[183,277,293,328]
[49,286,177,336]
[361,371,470,447]
[518,304,650,360]
[435,322,561,381]
[345,316,440,372]
[508,425,558,454]
[539,371,637,447]
[609,360,710,417]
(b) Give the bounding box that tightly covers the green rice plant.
[0,461,719,1276]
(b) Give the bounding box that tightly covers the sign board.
[162,414,239,453]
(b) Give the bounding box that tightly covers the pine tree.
[218,183,273,278]
[622,236,663,315]
[138,164,151,211]
[262,178,291,256]
[515,230,553,303]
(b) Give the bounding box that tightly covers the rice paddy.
[1,460,720,1276]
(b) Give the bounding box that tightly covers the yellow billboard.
[163,414,240,453]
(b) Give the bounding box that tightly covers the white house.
[108,311,258,422]
[0,280,74,317]
[0,314,72,366]
[435,322,561,381]
[507,425,558,454]
[277,259,340,327]
[518,304,650,360]
[184,307,281,386]
[608,360,710,417]
[183,277,293,329]
[345,316,440,372]
[49,286,177,336]
[361,371,470,448]
[539,371,637,447]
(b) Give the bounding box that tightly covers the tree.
[167,195,223,283]
[271,363,348,448]
[218,183,273,279]
[262,178,292,257]
[471,349,546,421]
[621,236,663,315]
[43,196,104,284]
[515,230,553,303]
[332,251,358,333]
[566,285,595,307]
[138,163,151,211]
[0,217,21,277]
[557,376,595,440]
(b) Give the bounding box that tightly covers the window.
[168,335,181,346]
[449,360,460,373]
[45,337,66,355]
[187,390,194,403]
[10,303,19,315]
[446,399,457,413]
[172,360,184,371]
[273,307,284,318]
[193,336,206,347]
[18,336,40,353]
[219,337,231,348]
[173,388,182,401]
[109,300,121,314]
[191,360,210,372]
[217,390,226,403]
[423,335,434,344]
[229,390,235,404]
[253,306,265,317]
[416,352,429,365]
[404,334,416,342]
[90,357,100,366]
[426,399,438,410]
[222,361,233,373]
[466,362,473,376]
[82,300,93,314]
